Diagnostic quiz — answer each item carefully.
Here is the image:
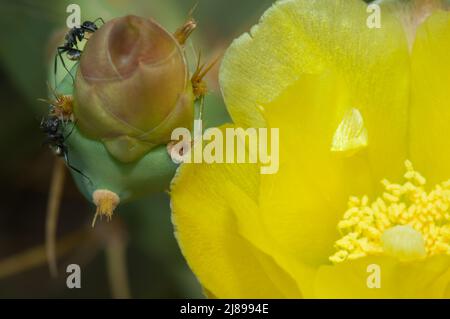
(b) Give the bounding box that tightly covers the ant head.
[81,21,98,33]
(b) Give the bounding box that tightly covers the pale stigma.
[382,225,427,262]
[331,108,368,156]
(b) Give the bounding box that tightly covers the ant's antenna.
[92,17,105,25]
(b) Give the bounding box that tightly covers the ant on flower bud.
[55,18,104,84]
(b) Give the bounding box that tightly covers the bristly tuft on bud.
[92,189,120,227]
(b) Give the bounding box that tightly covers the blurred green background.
[0,0,274,298]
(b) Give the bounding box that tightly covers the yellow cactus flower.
[171,0,450,298]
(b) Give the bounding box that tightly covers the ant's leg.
[53,53,58,88]
[55,48,67,83]
[57,48,75,83]
[53,49,69,88]
[63,149,93,185]
[63,122,76,140]
[94,17,105,25]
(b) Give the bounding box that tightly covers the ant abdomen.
[67,49,82,61]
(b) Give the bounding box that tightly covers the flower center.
[330,161,450,264]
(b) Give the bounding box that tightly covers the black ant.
[40,115,92,184]
[55,18,104,84]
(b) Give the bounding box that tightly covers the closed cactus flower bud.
[74,15,194,163]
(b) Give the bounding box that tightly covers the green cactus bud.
[56,67,178,222]
[49,14,203,223]
[74,15,195,163]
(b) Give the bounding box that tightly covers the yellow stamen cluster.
[330,161,450,264]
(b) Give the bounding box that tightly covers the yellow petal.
[257,62,411,267]
[315,256,450,298]
[171,126,299,298]
[173,0,418,298]
[220,0,410,138]
[258,72,374,266]
[223,180,315,297]
[220,1,411,267]
[409,10,450,185]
